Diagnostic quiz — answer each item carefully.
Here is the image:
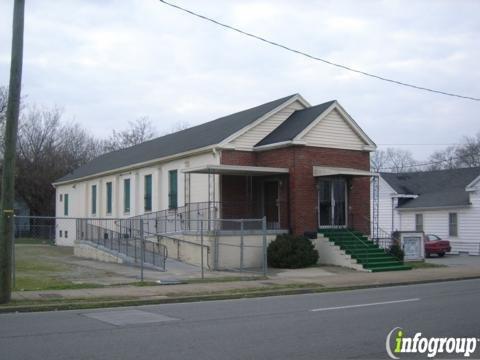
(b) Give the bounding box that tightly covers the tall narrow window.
[64,194,69,216]
[106,182,113,214]
[449,213,458,237]
[415,213,423,232]
[144,175,152,212]
[124,178,131,213]
[169,170,178,209]
[59,194,63,202]
[91,185,97,215]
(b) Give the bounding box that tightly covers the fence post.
[240,219,244,272]
[200,220,204,280]
[262,216,267,277]
[214,229,219,271]
[140,219,145,282]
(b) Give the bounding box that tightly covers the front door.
[318,178,347,228]
[263,181,279,229]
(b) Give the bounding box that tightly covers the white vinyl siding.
[301,109,366,150]
[372,177,401,233]
[231,100,305,148]
[397,202,480,255]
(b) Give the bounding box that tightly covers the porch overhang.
[182,164,289,176]
[313,166,377,177]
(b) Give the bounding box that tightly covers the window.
[106,182,113,214]
[91,185,97,215]
[64,194,69,216]
[168,170,178,209]
[449,213,458,237]
[59,194,63,202]
[124,178,131,213]
[415,213,423,232]
[144,174,152,212]
[65,231,68,238]
[59,230,63,237]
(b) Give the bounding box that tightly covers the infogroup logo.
[386,327,479,359]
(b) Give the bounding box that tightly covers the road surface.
[1,279,480,359]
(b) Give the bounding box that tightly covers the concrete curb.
[2,275,480,314]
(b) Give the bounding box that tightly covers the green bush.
[267,234,319,268]
[389,243,404,261]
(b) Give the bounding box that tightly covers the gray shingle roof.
[55,94,297,183]
[255,100,335,147]
[381,167,480,209]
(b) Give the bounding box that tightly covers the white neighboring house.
[377,167,480,255]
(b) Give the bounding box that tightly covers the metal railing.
[76,218,167,272]
[125,200,288,236]
[360,216,395,250]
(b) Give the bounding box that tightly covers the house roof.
[55,94,297,183]
[255,100,335,147]
[381,167,480,209]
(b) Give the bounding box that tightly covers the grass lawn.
[15,237,54,245]
[14,245,103,291]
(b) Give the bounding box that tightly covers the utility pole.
[0,0,25,304]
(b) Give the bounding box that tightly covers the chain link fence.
[159,218,271,276]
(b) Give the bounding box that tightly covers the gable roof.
[55,94,297,183]
[381,167,480,209]
[255,100,335,147]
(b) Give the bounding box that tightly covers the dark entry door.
[263,181,279,229]
[318,178,347,227]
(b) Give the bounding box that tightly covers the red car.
[424,234,451,257]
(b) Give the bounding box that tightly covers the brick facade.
[221,146,370,235]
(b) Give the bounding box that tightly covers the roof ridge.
[292,100,336,113]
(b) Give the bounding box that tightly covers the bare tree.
[162,120,190,135]
[0,86,6,122]
[103,117,157,152]
[0,86,9,153]
[371,148,418,173]
[456,133,480,167]
[14,106,100,215]
[370,149,390,172]
[425,132,480,170]
[425,146,458,170]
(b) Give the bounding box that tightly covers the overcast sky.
[1,0,479,160]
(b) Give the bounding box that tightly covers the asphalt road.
[1,279,480,360]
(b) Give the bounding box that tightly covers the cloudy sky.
[1,0,479,160]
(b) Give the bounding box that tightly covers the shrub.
[389,243,404,261]
[267,234,319,268]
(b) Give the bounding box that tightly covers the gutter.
[397,204,471,211]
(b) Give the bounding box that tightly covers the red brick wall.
[220,147,370,235]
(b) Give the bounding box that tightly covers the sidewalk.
[9,265,480,308]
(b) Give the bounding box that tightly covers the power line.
[158,0,480,102]
[377,154,472,172]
